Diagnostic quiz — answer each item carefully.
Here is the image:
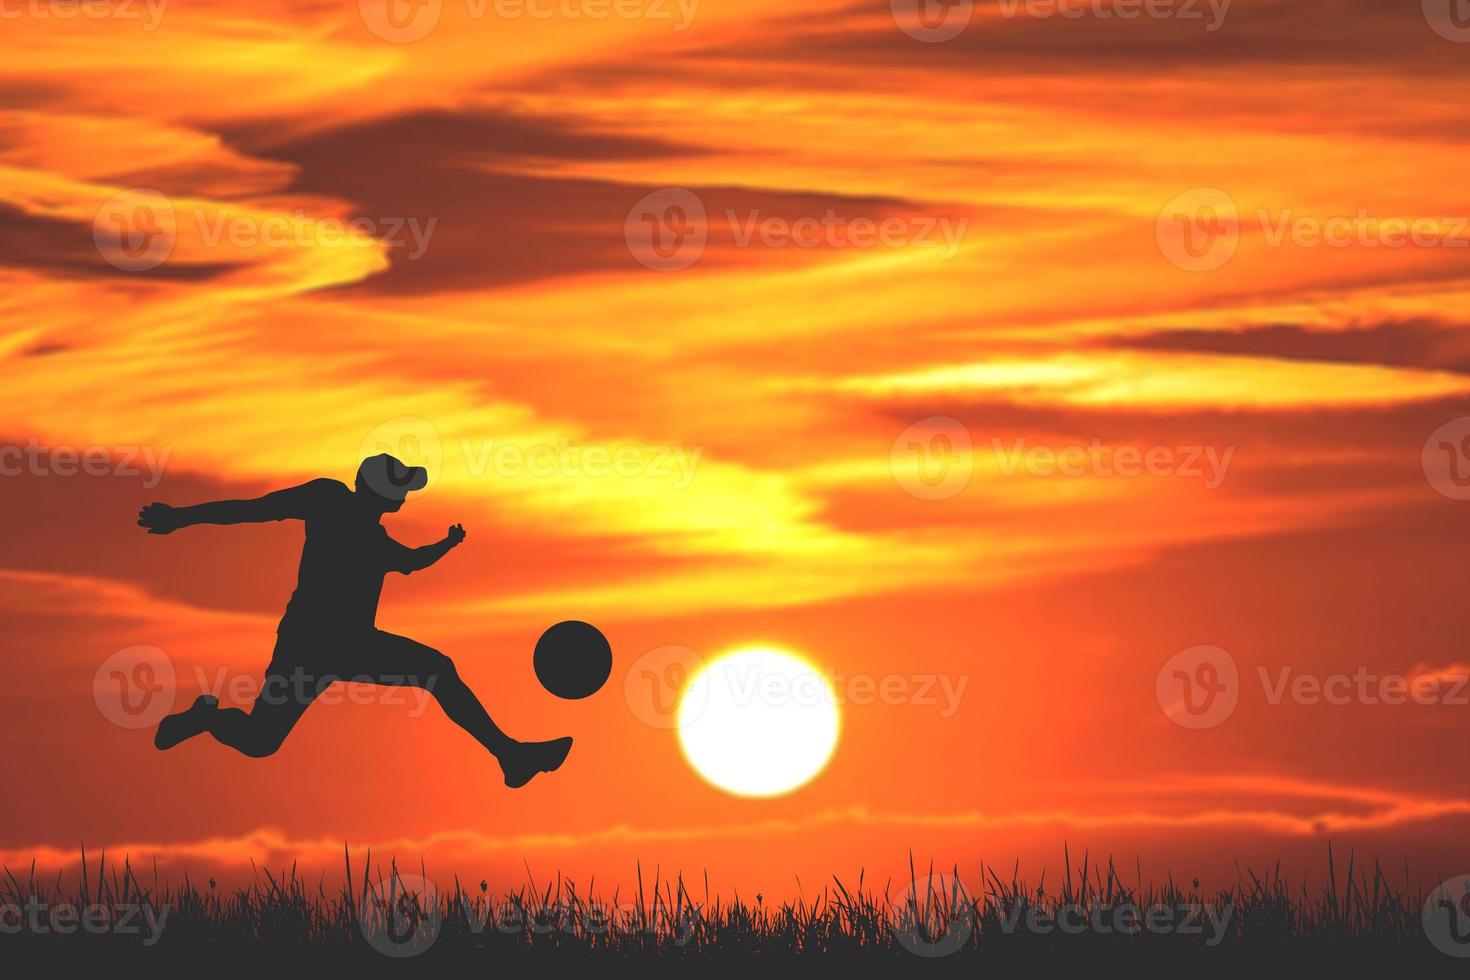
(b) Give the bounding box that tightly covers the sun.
[676,646,841,798]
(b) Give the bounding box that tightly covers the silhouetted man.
[137,453,572,788]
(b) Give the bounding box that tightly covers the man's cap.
[357,453,429,501]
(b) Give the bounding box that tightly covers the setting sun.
[676,647,841,798]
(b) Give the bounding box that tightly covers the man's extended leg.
[357,630,571,787]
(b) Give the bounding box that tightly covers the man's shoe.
[500,736,573,789]
[154,695,219,750]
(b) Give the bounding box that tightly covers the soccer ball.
[533,620,612,700]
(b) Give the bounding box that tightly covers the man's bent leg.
[206,679,315,758]
[205,639,324,758]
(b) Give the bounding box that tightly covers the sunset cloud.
[2,0,1469,897]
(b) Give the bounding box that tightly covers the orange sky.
[4,0,1470,897]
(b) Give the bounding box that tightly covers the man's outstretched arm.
[137,480,335,534]
[395,524,467,574]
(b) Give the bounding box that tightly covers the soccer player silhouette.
[137,453,572,788]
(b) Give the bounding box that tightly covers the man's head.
[355,453,428,512]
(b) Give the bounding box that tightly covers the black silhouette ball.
[534,620,612,700]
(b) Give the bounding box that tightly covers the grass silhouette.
[0,844,1454,971]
